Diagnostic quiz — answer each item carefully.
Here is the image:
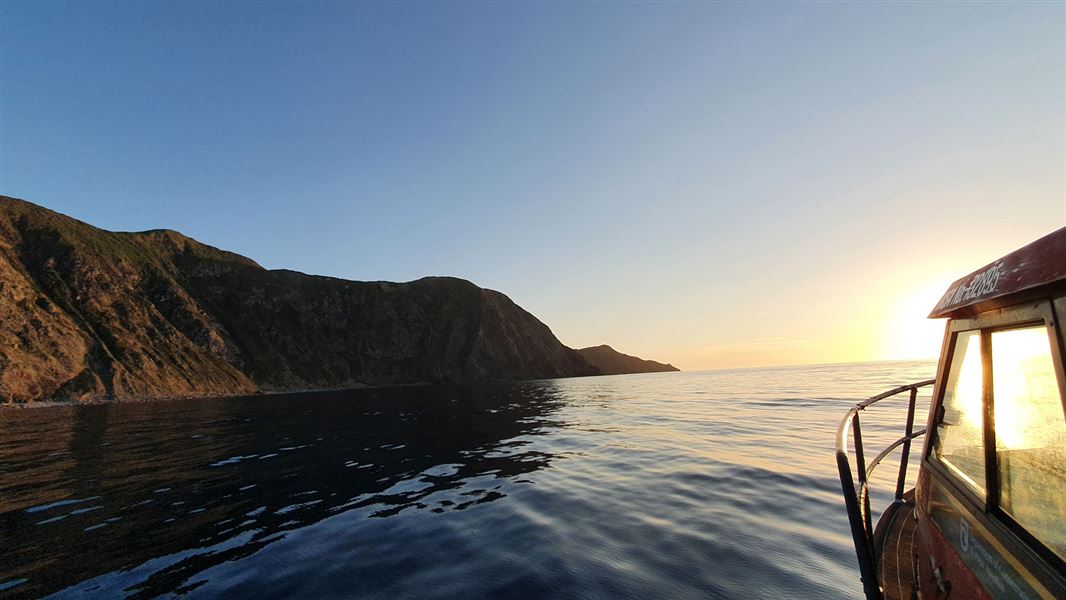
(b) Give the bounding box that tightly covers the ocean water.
[0,360,937,599]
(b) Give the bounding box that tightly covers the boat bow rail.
[835,379,935,600]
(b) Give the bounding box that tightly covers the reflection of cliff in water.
[0,381,566,599]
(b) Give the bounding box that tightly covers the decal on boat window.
[929,481,1046,600]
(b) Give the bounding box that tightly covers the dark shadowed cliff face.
[576,345,680,375]
[0,196,597,402]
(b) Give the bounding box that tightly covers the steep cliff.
[576,345,679,375]
[0,196,598,402]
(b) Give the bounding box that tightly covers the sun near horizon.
[1,2,1063,372]
[571,228,1063,371]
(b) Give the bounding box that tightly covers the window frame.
[923,299,1066,577]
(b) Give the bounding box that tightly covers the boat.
[836,227,1066,599]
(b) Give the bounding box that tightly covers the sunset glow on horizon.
[2,2,1063,371]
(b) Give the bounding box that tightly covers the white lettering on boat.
[936,262,1004,311]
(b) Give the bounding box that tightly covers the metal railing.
[835,379,936,600]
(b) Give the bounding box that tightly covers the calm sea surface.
[0,360,937,599]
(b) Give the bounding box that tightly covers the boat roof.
[929,226,1066,319]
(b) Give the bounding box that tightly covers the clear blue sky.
[2,2,1063,369]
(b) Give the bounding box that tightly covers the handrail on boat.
[835,378,936,600]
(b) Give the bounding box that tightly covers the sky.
[1,2,1063,371]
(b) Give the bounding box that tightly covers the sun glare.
[940,326,1063,451]
[992,327,1063,450]
[954,333,984,433]
[879,278,953,361]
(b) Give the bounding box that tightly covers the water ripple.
[0,361,936,599]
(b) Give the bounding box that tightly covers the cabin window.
[991,326,1066,560]
[935,330,986,495]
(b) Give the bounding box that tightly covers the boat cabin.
[837,227,1066,600]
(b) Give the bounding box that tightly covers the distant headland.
[576,345,678,375]
[0,196,677,403]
